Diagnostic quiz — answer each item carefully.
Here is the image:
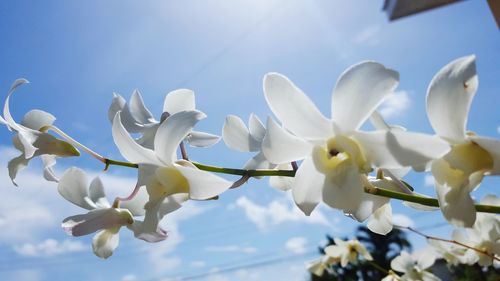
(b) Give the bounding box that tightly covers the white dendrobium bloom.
[112,109,232,233]
[306,255,340,276]
[1,79,79,185]
[390,251,440,281]
[108,89,220,149]
[222,113,294,191]
[426,55,500,227]
[262,62,450,220]
[59,167,185,258]
[441,194,500,266]
[324,238,373,267]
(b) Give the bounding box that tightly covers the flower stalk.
[101,156,500,214]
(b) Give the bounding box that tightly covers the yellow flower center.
[312,135,371,175]
[147,167,189,199]
[444,142,493,175]
[433,141,493,189]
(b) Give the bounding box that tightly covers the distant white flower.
[1,79,79,185]
[222,113,294,191]
[306,255,340,276]
[59,167,185,258]
[108,89,220,149]
[112,109,232,234]
[426,55,500,227]
[443,195,499,266]
[390,251,440,281]
[324,238,373,267]
[262,63,449,221]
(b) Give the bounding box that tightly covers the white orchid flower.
[112,109,232,233]
[222,113,294,191]
[442,195,500,266]
[58,167,185,258]
[1,79,79,185]
[390,251,440,281]
[262,62,450,220]
[324,238,373,267]
[306,255,340,276]
[108,89,220,149]
[426,55,500,227]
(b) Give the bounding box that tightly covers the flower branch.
[395,225,500,263]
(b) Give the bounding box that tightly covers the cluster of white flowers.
[1,55,499,263]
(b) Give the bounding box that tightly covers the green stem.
[366,260,390,275]
[366,186,500,213]
[103,157,500,214]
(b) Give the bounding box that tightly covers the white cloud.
[379,91,411,119]
[497,126,500,134]
[235,196,330,231]
[13,239,86,257]
[353,25,381,46]
[121,274,137,281]
[285,237,308,254]
[392,214,415,228]
[205,245,257,254]
[424,174,434,187]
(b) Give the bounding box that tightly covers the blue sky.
[0,1,499,280]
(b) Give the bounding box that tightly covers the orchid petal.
[186,131,220,147]
[137,164,158,188]
[21,109,56,130]
[62,208,133,236]
[248,113,266,143]
[243,152,275,170]
[391,251,413,273]
[4,78,30,131]
[369,111,390,130]
[128,220,167,243]
[352,192,390,222]
[17,131,37,159]
[7,154,29,186]
[154,110,206,164]
[163,89,195,114]
[262,117,312,164]
[269,176,294,191]
[332,62,399,132]
[41,155,58,182]
[136,123,159,149]
[129,90,155,124]
[112,113,160,165]
[322,164,364,214]
[427,55,477,143]
[89,177,111,209]
[175,165,232,200]
[367,204,393,235]
[108,93,126,122]
[57,167,96,210]
[353,130,450,169]
[292,156,325,215]
[120,186,149,216]
[222,115,260,152]
[92,228,120,259]
[263,73,331,139]
[434,179,476,227]
[432,158,477,227]
[135,194,186,242]
[470,135,500,175]
[417,250,436,270]
[32,133,80,157]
